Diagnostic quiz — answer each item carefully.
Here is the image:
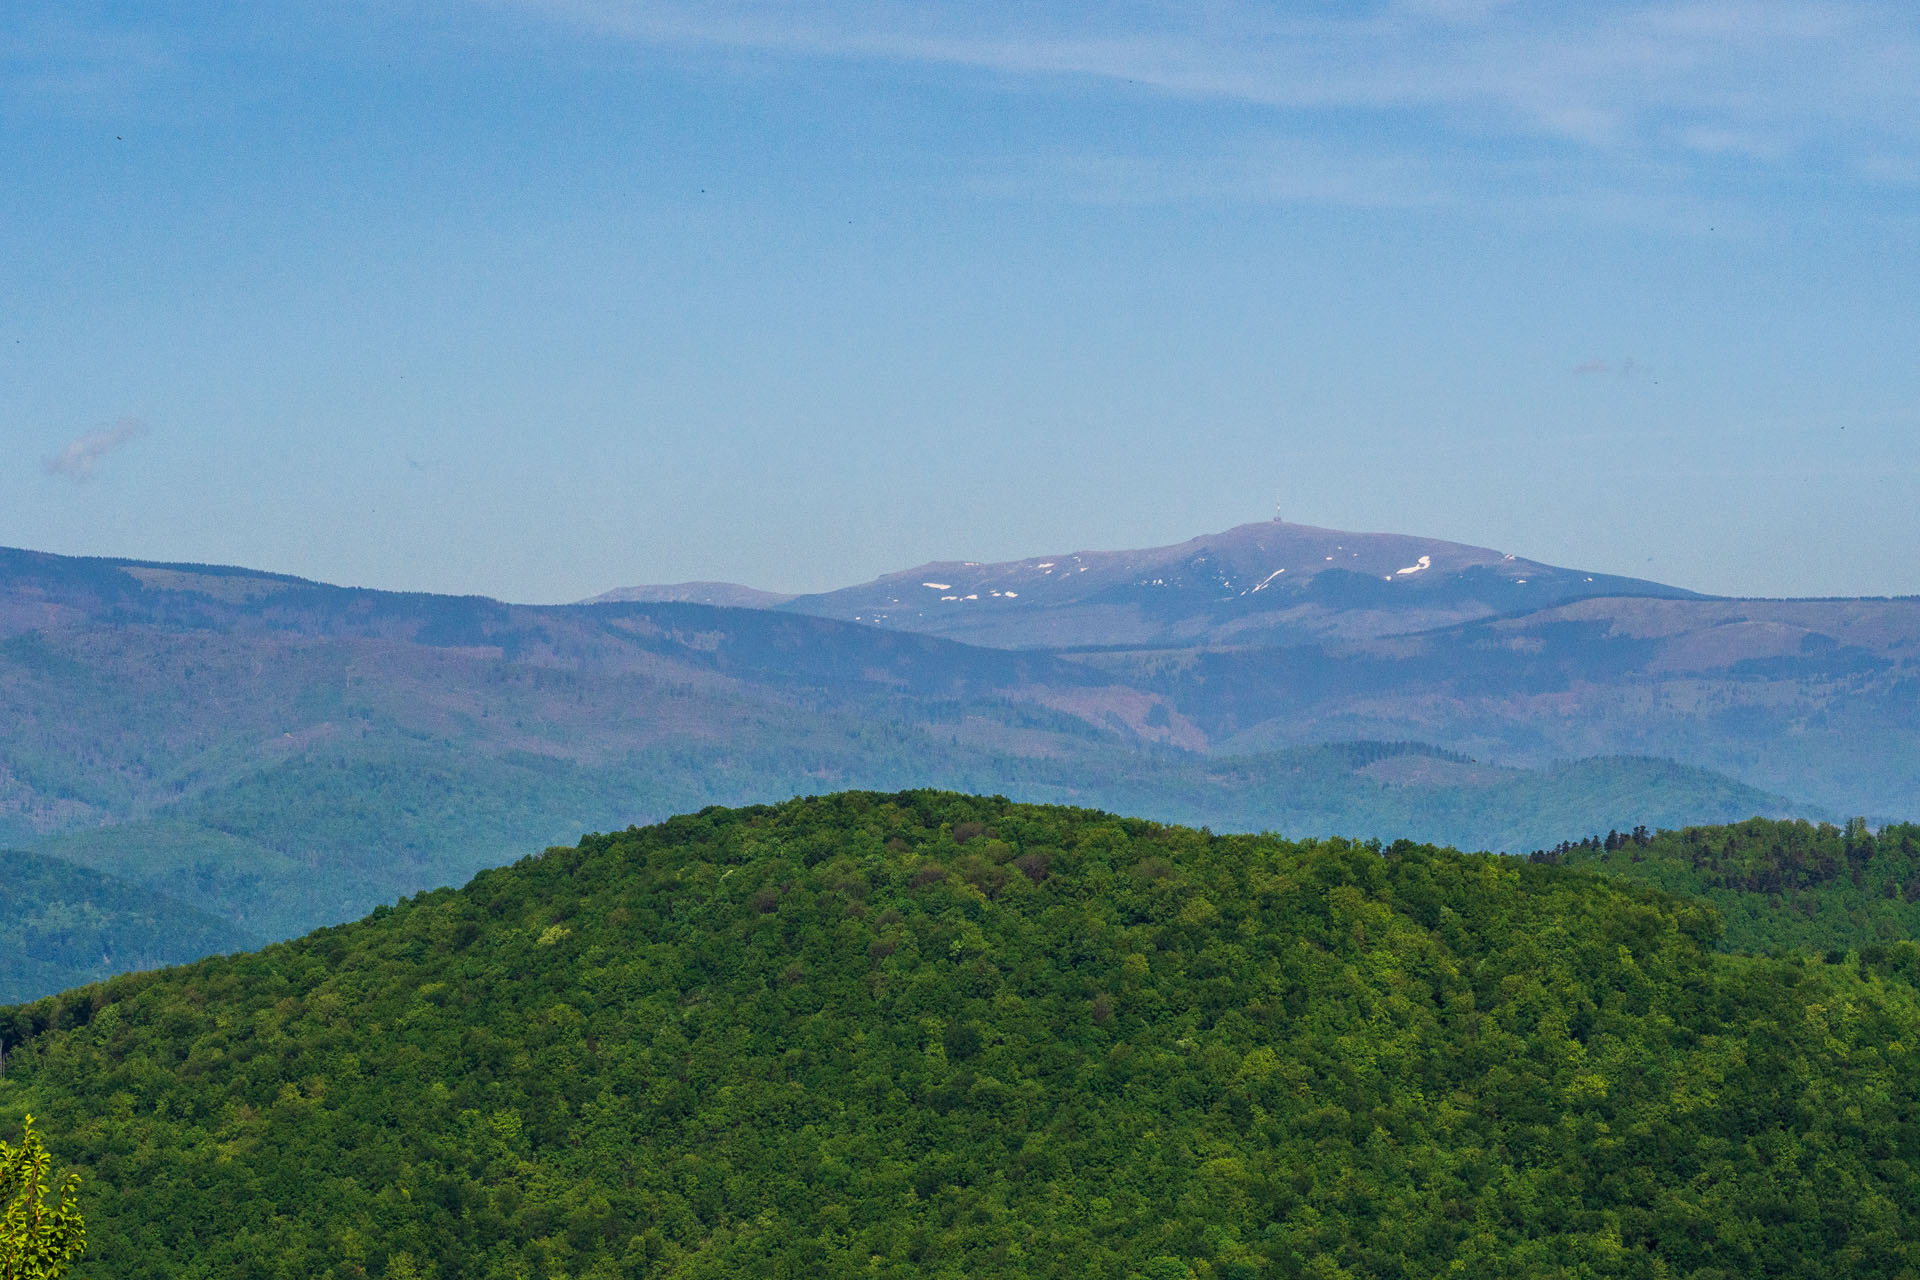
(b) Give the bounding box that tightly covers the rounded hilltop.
[5,790,1920,1278]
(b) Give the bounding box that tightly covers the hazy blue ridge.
[0,847,255,1003]
[5,735,1802,998]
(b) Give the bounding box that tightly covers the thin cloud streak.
[43,418,149,482]
[1,16,175,112]
[961,134,1456,210]
[495,0,1920,162]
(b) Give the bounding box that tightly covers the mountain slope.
[0,849,251,1002]
[5,793,1920,1278]
[1088,594,1920,817]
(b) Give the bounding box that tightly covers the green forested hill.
[5,793,1920,1279]
[1543,817,1920,956]
[0,849,251,1003]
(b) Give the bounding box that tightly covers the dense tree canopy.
[3,793,1920,1278]
[1543,817,1920,955]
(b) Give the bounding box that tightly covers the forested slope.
[1544,816,1920,955]
[0,849,250,1002]
[5,793,1920,1278]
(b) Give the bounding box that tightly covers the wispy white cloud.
[1677,125,1794,160]
[487,0,1920,190]
[15,1,1914,222]
[42,418,149,482]
[1574,358,1644,378]
[961,133,1455,210]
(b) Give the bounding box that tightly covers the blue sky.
[3,1,1917,601]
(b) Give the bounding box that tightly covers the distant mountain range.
[589,519,1702,648]
[3,520,1913,999]
[588,520,1920,815]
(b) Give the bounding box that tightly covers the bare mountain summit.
[638,520,1699,649]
